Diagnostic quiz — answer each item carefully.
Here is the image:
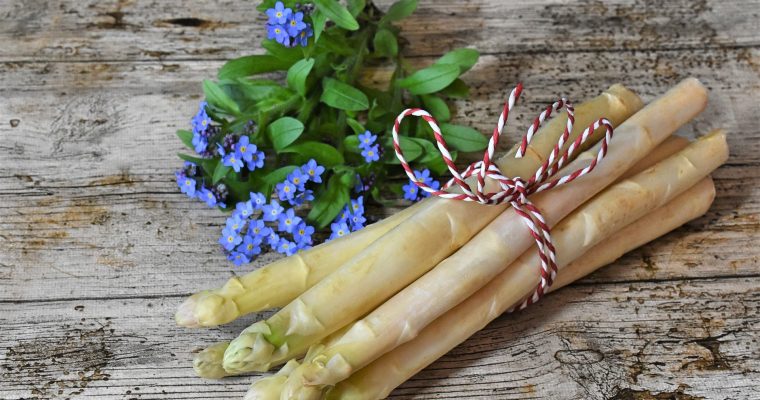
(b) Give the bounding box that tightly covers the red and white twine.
[391,84,614,310]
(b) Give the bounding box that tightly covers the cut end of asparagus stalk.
[175,290,241,328]
[223,321,277,373]
[244,360,301,400]
[193,342,231,379]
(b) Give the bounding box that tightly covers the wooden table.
[1,1,758,398]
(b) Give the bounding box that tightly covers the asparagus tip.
[244,376,288,400]
[193,342,230,379]
[175,295,201,328]
[244,360,301,400]
[281,363,326,400]
[223,321,276,373]
[176,291,241,328]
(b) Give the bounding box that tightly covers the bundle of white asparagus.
[176,78,728,399]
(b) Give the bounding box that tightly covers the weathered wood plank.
[0,0,758,62]
[1,278,757,399]
[1,49,758,301]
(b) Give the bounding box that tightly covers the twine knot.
[391,84,614,310]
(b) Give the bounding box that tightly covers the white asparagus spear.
[221,86,644,374]
[244,176,715,400]
[176,84,642,329]
[193,135,683,381]
[293,129,726,391]
[326,174,717,400]
[247,173,711,400]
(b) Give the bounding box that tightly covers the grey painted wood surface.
[1,1,758,399]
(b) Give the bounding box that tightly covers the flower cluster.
[219,159,325,265]
[218,135,266,173]
[329,196,367,240]
[176,161,228,208]
[402,169,441,202]
[266,1,313,48]
[358,130,380,163]
[191,101,215,155]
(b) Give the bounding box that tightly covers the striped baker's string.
[391,84,614,310]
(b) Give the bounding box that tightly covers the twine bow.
[391,84,614,310]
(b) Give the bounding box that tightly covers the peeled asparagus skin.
[298,127,724,388]
[618,135,688,180]
[176,84,643,329]
[220,86,643,374]
[548,176,715,291]
[326,142,724,399]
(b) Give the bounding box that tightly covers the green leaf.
[262,40,304,64]
[286,58,315,97]
[409,137,455,175]
[343,135,362,153]
[420,95,451,122]
[314,30,355,56]
[218,55,291,80]
[203,80,240,114]
[177,153,206,165]
[346,118,366,135]
[308,173,351,229]
[348,0,366,16]
[176,129,194,150]
[212,163,230,184]
[320,78,370,111]
[268,117,304,150]
[263,166,298,185]
[435,48,479,74]
[397,63,460,95]
[440,78,470,98]
[314,0,359,31]
[383,135,423,163]
[312,9,327,42]
[236,79,284,102]
[281,141,345,167]
[373,28,398,57]
[440,123,488,152]
[381,0,418,23]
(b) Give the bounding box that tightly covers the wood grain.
[0,0,758,62]
[1,0,758,399]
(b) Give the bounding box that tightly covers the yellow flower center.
[284,186,291,192]
[227,236,234,243]
[276,12,282,17]
[275,28,281,33]
[285,218,292,225]
[308,169,314,175]
[240,146,246,152]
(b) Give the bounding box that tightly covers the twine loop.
[391,84,614,309]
